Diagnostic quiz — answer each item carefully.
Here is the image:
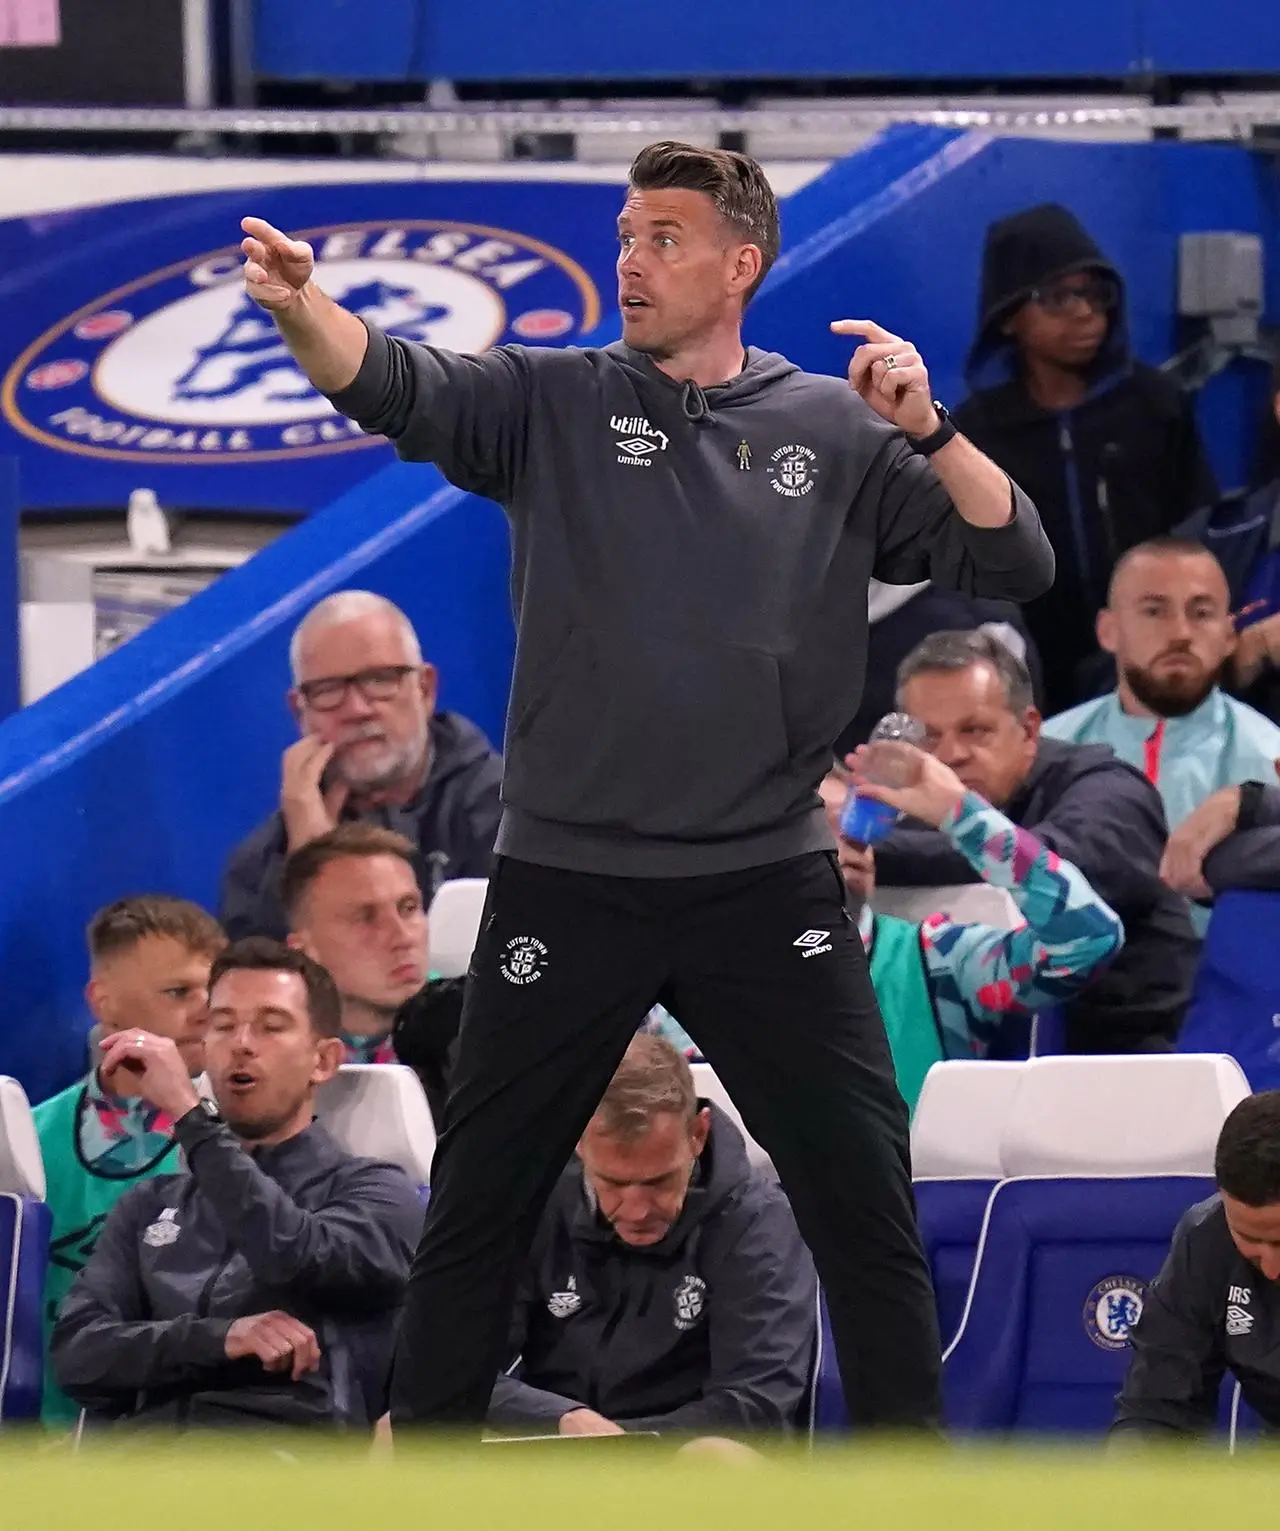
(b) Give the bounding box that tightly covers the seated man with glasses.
[221,590,503,940]
[954,204,1218,714]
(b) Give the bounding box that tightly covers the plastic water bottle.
[839,712,927,846]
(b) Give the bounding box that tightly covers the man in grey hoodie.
[239,140,1054,1434]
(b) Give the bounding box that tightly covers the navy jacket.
[1114,1195,1280,1436]
[51,1118,423,1428]
[488,1107,816,1435]
[875,738,1195,1052]
[220,711,502,940]
[1182,480,1280,723]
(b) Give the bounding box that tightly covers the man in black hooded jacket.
[954,203,1218,713]
[488,1036,815,1437]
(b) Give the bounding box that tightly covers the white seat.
[314,1064,436,1184]
[428,877,489,978]
[689,1063,772,1171]
[872,884,1022,931]
[911,1060,1028,1179]
[1000,1053,1250,1177]
[0,1076,45,1200]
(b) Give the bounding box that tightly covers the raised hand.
[844,741,968,830]
[830,319,940,437]
[98,1030,201,1119]
[241,217,316,314]
[280,736,349,851]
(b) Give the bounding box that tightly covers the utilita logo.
[611,413,669,465]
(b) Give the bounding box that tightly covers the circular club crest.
[499,935,549,987]
[673,1274,707,1331]
[768,443,818,498]
[2,220,600,465]
[1083,1275,1146,1352]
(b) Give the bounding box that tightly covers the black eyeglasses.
[297,665,419,711]
[1028,276,1120,316]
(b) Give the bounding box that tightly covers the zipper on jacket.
[174,1234,230,1425]
[1096,443,1122,571]
[584,1268,629,1414]
[1058,414,1103,607]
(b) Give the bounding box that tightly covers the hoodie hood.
[572,1103,751,1256]
[427,710,498,787]
[606,342,800,422]
[965,203,1130,394]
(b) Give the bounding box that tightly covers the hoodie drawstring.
[681,380,711,422]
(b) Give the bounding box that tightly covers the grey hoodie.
[331,328,1053,877]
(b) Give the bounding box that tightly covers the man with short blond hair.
[221,590,502,941]
[488,1035,815,1438]
[34,895,226,1426]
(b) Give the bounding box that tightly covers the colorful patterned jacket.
[652,792,1124,1068]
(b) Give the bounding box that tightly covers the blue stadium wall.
[1,129,1278,1103]
[256,0,1280,82]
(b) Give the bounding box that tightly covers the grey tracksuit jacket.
[51,1117,424,1429]
[330,328,1053,878]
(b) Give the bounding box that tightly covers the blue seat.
[942,1174,1213,1434]
[808,1287,848,1433]
[1178,890,1280,1090]
[983,1006,1068,1061]
[0,1077,51,1422]
[915,1178,998,1348]
[1228,1381,1267,1447]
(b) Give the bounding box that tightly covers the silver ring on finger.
[883,354,899,370]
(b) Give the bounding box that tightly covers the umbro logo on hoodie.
[611,414,669,465]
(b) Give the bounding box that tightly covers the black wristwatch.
[907,401,958,457]
[1238,779,1267,832]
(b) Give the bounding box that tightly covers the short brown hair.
[88,896,224,965]
[208,936,343,1039]
[628,140,780,304]
[591,1035,698,1143]
[281,823,418,922]
[1106,536,1225,604]
[1216,1092,1280,1207]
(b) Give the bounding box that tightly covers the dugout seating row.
[901,1053,1257,1439]
[0,1048,1260,1433]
